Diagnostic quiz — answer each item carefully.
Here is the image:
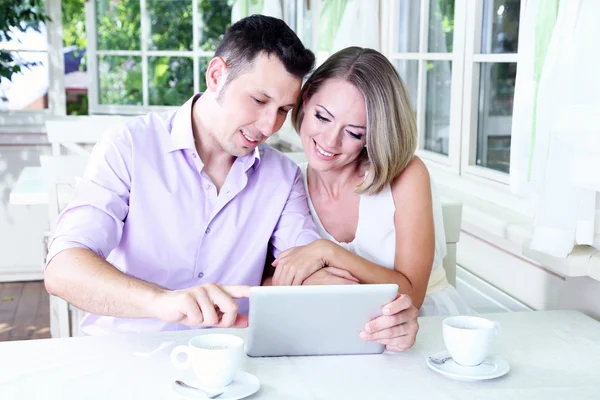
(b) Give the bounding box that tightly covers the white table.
[1,310,599,399]
[9,166,48,205]
[9,166,76,206]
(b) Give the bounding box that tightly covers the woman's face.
[299,78,367,172]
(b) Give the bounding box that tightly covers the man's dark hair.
[215,14,315,81]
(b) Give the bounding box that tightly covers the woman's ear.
[205,56,227,93]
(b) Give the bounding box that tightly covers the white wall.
[458,229,600,320]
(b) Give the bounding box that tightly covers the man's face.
[212,53,301,157]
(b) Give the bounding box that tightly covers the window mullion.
[140,0,149,107]
[85,0,99,114]
[461,0,484,174]
[192,0,200,94]
[447,0,468,174]
[419,0,430,53]
[416,0,430,150]
[47,0,66,117]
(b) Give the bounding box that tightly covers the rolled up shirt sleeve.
[269,167,321,257]
[46,125,132,267]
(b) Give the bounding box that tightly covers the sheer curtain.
[330,0,379,53]
[510,0,600,258]
[231,0,283,24]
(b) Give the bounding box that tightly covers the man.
[45,15,418,351]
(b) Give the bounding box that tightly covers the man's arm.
[46,248,162,317]
[47,248,249,326]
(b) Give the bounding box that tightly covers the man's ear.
[205,56,227,93]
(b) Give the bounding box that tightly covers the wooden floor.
[0,281,50,341]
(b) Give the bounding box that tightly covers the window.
[384,0,524,179]
[385,0,464,170]
[86,0,233,114]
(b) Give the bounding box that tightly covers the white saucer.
[426,351,510,382]
[171,371,260,399]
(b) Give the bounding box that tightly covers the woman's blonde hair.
[292,47,417,195]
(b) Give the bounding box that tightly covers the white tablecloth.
[0,310,599,399]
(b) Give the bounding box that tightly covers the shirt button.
[205,184,211,190]
[197,272,204,278]
[205,227,211,234]
[192,153,197,158]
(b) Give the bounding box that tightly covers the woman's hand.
[272,239,338,286]
[359,294,419,352]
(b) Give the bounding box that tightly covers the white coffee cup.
[442,316,500,366]
[170,334,244,389]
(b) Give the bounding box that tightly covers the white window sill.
[427,164,600,283]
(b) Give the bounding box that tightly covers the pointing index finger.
[219,284,251,299]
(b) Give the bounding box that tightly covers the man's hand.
[359,294,419,352]
[272,239,336,286]
[303,267,359,285]
[153,283,250,328]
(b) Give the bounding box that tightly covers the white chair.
[46,116,128,156]
[40,155,90,338]
[441,202,462,287]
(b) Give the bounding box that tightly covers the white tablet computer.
[245,284,398,357]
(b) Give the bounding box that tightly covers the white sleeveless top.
[299,163,447,275]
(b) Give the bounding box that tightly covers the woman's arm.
[272,157,435,308]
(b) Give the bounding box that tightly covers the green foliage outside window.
[95,0,232,107]
[429,0,454,53]
[62,0,87,51]
[96,0,141,51]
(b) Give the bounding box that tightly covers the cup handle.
[170,345,191,369]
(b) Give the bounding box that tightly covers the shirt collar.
[166,94,199,153]
[167,93,262,171]
[241,146,262,171]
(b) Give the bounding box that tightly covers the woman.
[272,47,472,316]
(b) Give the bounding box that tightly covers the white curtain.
[231,0,283,25]
[330,0,379,53]
[510,0,600,258]
[261,0,284,19]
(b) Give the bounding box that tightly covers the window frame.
[0,0,66,126]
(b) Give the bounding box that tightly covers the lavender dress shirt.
[47,94,320,335]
